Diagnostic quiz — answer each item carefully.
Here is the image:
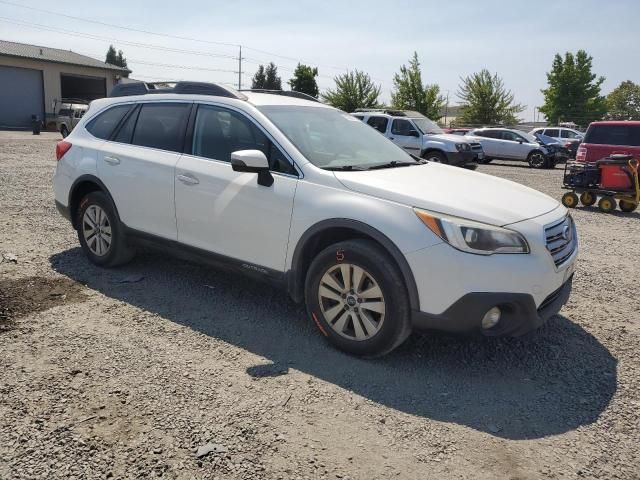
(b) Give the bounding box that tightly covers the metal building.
[0,40,130,129]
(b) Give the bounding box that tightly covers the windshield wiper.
[322,165,365,171]
[365,160,419,170]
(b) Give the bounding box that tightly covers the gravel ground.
[0,131,638,479]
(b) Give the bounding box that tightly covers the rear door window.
[545,128,560,137]
[585,125,640,146]
[367,116,389,134]
[131,103,191,153]
[86,104,132,140]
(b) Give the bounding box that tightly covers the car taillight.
[576,145,586,162]
[56,141,72,161]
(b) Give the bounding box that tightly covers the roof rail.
[108,81,248,100]
[240,89,320,103]
[353,108,426,118]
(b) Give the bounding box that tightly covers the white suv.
[466,128,551,168]
[352,109,484,167]
[53,81,577,357]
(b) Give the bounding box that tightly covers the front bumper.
[412,275,573,336]
[445,150,478,166]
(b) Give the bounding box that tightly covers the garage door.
[0,65,44,129]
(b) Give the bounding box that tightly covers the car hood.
[334,163,560,226]
[426,133,475,143]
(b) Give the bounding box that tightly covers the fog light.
[482,307,501,329]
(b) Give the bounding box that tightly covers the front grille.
[544,215,577,267]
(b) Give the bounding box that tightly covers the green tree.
[321,70,381,112]
[264,62,282,90]
[105,44,127,68]
[251,65,267,89]
[456,69,524,125]
[288,64,319,98]
[606,80,640,120]
[390,52,445,120]
[539,50,606,126]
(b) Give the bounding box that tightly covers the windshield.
[411,117,443,135]
[258,106,415,169]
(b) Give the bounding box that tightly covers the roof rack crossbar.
[240,89,320,103]
[108,81,248,100]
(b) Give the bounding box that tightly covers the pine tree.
[288,64,319,98]
[390,52,445,120]
[321,70,381,112]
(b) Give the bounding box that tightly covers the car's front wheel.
[305,240,412,357]
[527,151,548,169]
[423,151,448,164]
[76,191,135,267]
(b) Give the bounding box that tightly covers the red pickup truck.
[577,121,640,162]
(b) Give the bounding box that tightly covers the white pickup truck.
[352,109,484,167]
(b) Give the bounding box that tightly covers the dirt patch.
[0,276,87,331]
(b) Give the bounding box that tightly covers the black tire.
[60,125,69,138]
[562,192,579,208]
[423,151,448,164]
[619,199,638,213]
[479,157,493,164]
[580,191,597,207]
[76,191,135,267]
[598,196,616,213]
[527,151,548,169]
[304,239,412,357]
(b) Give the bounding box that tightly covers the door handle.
[103,155,120,165]
[389,137,394,140]
[177,173,199,185]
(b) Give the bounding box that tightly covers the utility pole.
[444,91,450,127]
[238,45,242,90]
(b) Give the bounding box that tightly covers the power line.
[0,0,358,75]
[0,17,238,60]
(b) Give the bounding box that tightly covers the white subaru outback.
[53,82,577,357]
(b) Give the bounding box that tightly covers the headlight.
[455,143,471,152]
[414,208,530,255]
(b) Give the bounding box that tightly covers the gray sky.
[1,0,639,120]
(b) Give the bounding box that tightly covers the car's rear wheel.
[305,239,412,357]
[76,191,135,267]
[527,151,547,169]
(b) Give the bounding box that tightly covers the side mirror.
[231,150,273,187]
[408,129,420,137]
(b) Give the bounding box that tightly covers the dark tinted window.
[501,131,521,141]
[585,124,640,146]
[112,107,139,144]
[479,130,500,139]
[367,116,389,133]
[86,105,131,140]
[58,108,72,117]
[131,103,190,152]
[192,105,296,175]
[352,114,365,121]
[391,119,414,135]
[545,128,560,137]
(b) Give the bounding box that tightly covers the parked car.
[56,100,89,137]
[53,81,577,357]
[466,128,551,168]
[529,127,584,158]
[442,127,472,136]
[352,109,483,166]
[576,121,640,163]
[533,132,571,165]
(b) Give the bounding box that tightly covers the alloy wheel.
[82,205,112,256]
[318,263,385,341]
[529,153,546,168]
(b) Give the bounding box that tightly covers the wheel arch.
[68,175,119,229]
[421,147,446,158]
[287,219,420,311]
